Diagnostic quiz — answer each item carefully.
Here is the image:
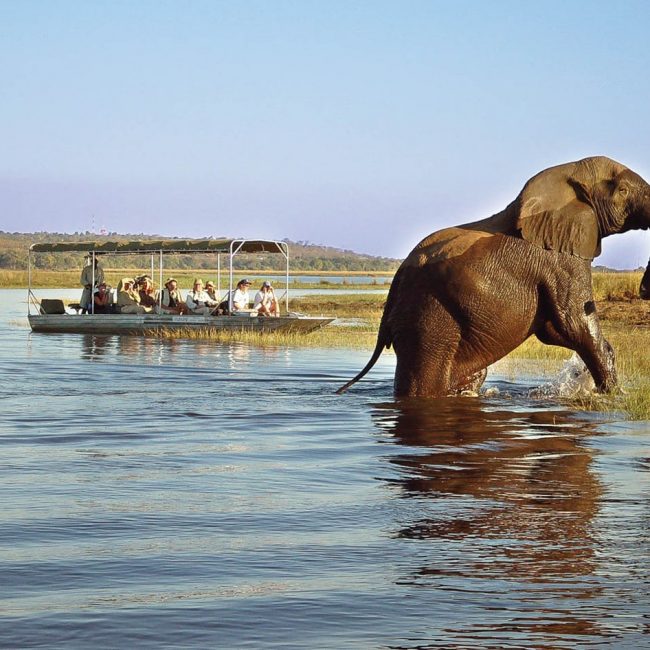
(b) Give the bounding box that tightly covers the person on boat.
[232,278,252,312]
[117,278,148,314]
[80,256,105,313]
[205,281,220,304]
[93,282,112,314]
[137,276,158,310]
[186,278,218,315]
[253,281,279,317]
[158,278,188,314]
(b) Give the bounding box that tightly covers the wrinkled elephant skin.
[338,156,650,397]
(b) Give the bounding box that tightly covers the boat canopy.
[29,238,288,255]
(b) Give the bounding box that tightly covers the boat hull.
[28,313,334,335]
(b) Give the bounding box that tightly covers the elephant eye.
[619,185,630,197]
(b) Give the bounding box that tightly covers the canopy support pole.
[91,251,96,314]
[159,250,163,308]
[27,249,32,315]
[217,254,221,299]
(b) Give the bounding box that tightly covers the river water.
[2,289,650,648]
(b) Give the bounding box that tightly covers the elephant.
[639,259,650,299]
[338,156,650,397]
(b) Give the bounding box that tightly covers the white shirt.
[232,288,250,311]
[186,289,216,311]
[254,289,276,310]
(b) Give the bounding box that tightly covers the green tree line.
[0,232,401,272]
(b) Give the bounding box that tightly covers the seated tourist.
[232,278,252,312]
[117,278,148,314]
[253,281,279,317]
[93,282,112,314]
[186,278,218,315]
[205,281,220,304]
[137,275,158,310]
[158,277,188,314]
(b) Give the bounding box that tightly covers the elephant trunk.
[640,258,650,300]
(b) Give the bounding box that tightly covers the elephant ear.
[515,159,609,259]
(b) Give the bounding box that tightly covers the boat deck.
[29,313,334,335]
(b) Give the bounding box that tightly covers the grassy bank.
[12,268,650,417]
[4,268,641,293]
[150,291,650,418]
[0,269,393,290]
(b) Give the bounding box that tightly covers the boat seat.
[39,299,66,315]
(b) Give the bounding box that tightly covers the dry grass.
[291,294,386,319]
[591,271,643,301]
[151,323,381,349]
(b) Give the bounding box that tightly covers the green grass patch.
[0,269,393,291]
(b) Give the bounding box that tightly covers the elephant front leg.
[538,300,617,393]
[581,307,617,392]
[448,367,488,395]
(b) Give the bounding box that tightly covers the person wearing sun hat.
[186,278,219,315]
[79,255,105,313]
[205,280,220,304]
[232,278,252,312]
[158,277,188,314]
[253,280,279,317]
[117,277,147,314]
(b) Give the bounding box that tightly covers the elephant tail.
[336,266,402,394]
[335,335,388,394]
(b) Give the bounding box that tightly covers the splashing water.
[529,353,596,399]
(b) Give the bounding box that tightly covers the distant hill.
[0,231,401,272]
[3,232,642,274]
[592,265,646,273]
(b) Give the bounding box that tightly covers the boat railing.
[28,237,293,317]
[27,289,41,315]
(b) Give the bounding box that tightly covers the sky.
[2,0,650,267]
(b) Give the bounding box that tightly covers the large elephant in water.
[338,156,650,397]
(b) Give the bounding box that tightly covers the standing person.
[159,278,188,314]
[232,279,252,312]
[253,281,279,317]
[186,278,218,315]
[80,256,105,313]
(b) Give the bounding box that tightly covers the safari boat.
[27,238,334,335]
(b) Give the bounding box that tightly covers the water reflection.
[374,397,610,642]
[81,334,115,359]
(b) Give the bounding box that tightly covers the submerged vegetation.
[151,323,380,349]
[146,276,650,418]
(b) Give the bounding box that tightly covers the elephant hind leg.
[392,308,461,397]
[393,353,455,397]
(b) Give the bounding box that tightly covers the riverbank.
[14,270,650,417]
[151,286,650,418]
[0,269,393,290]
